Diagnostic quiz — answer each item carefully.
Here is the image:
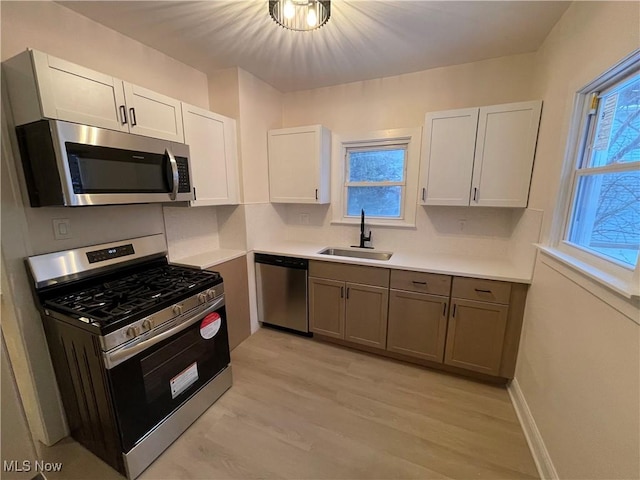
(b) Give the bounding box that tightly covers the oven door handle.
[103,297,224,369]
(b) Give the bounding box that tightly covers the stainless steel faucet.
[353,209,373,249]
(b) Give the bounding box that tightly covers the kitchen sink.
[318,247,393,261]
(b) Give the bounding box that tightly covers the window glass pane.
[568,171,640,266]
[346,186,402,217]
[348,149,405,182]
[589,75,640,167]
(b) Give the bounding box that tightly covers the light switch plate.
[53,218,72,240]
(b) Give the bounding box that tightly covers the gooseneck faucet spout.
[355,209,372,249]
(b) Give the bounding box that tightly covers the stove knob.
[126,326,139,339]
[173,304,183,316]
[142,319,154,331]
[207,289,216,299]
[198,292,208,304]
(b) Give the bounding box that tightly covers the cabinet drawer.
[452,277,511,305]
[309,260,389,287]
[390,270,451,296]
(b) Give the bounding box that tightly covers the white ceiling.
[59,1,570,93]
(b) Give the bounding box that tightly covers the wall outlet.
[458,219,466,232]
[299,213,310,225]
[53,218,72,240]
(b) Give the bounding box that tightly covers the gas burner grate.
[44,264,220,327]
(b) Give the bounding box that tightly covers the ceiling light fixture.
[269,0,331,31]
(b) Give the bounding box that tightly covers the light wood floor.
[38,328,538,480]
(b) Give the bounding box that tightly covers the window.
[566,75,640,267]
[332,128,422,228]
[552,52,640,296]
[345,145,407,218]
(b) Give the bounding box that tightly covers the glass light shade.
[269,0,330,31]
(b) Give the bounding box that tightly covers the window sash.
[559,94,640,278]
[343,144,408,219]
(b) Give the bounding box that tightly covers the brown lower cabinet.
[387,289,448,362]
[208,255,251,351]
[309,261,528,381]
[308,277,345,339]
[344,283,388,349]
[309,261,390,350]
[443,298,509,376]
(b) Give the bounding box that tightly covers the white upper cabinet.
[182,103,239,206]
[419,108,479,206]
[419,100,542,208]
[268,125,331,204]
[471,101,542,207]
[3,49,184,142]
[123,83,184,143]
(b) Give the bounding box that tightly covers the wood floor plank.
[37,328,538,480]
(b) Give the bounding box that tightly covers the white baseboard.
[508,378,559,480]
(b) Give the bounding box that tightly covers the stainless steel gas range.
[27,234,232,479]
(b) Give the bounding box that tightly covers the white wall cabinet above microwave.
[267,125,331,204]
[182,103,240,206]
[419,100,542,208]
[3,49,184,143]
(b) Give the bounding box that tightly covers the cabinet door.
[444,299,508,376]
[182,103,239,206]
[344,283,389,350]
[268,125,330,204]
[33,51,128,132]
[419,108,478,206]
[471,100,542,207]
[387,290,448,362]
[309,277,345,339]
[210,256,250,351]
[123,82,184,142]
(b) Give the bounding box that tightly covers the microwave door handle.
[103,296,225,369]
[166,148,179,200]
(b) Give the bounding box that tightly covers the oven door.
[106,300,230,452]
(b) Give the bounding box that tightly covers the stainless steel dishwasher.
[255,253,310,335]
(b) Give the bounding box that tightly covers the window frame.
[331,128,422,228]
[549,49,640,298]
[343,143,409,220]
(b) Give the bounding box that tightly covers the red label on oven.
[200,312,221,339]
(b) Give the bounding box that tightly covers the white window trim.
[546,49,640,301]
[331,128,422,228]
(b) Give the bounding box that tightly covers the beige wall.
[238,68,284,204]
[516,2,640,479]
[0,1,209,108]
[283,52,536,132]
[0,1,212,445]
[273,54,542,263]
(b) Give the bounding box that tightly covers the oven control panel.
[87,244,135,264]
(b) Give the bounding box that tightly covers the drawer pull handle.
[412,281,427,285]
[474,288,492,294]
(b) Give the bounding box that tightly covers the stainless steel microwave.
[15,119,194,207]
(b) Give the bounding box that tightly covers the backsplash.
[163,206,220,260]
[276,203,542,268]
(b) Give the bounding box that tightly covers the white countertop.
[170,248,246,270]
[253,241,533,284]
